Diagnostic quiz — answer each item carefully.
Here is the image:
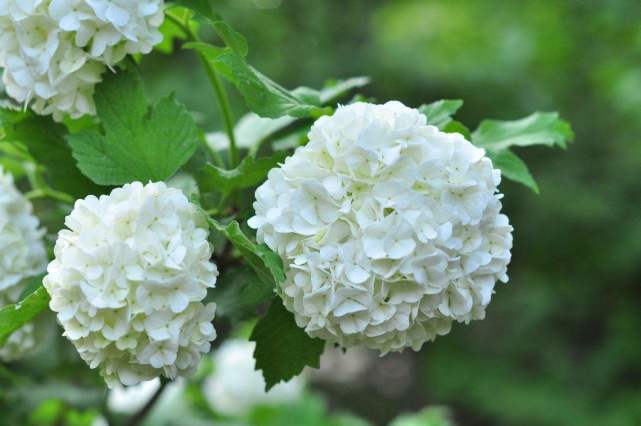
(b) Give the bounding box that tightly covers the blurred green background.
[142,0,641,424]
[3,0,641,425]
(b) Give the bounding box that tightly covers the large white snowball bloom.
[0,0,164,120]
[0,166,48,361]
[203,340,305,416]
[44,182,218,386]
[249,101,513,354]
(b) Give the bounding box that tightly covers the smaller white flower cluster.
[0,0,164,120]
[250,101,513,354]
[203,340,305,416]
[0,166,48,362]
[44,182,218,387]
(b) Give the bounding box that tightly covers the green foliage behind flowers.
[0,0,595,425]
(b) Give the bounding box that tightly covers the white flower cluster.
[249,101,513,354]
[203,340,305,416]
[0,0,164,120]
[0,166,48,361]
[44,182,218,386]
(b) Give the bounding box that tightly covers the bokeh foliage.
[139,1,640,425]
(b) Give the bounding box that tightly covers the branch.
[124,379,169,426]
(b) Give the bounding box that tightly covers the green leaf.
[250,299,325,391]
[198,151,287,194]
[172,0,216,21]
[442,119,472,140]
[156,7,197,54]
[472,111,574,152]
[208,219,285,286]
[188,44,329,118]
[18,274,46,301]
[211,20,248,57]
[0,102,29,127]
[0,286,50,346]
[488,149,540,193]
[319,77,371,104]
[174,1,247,56]
[419,99,463,129]
[68,70,199,186]
[389,407,453,426]
[3,114,102,198]
[208,268,275,323]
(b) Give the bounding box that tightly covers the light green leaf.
[198,151,287,194]
[208,219,285,286]
[205,113,296,153]
[320,77,371,104]
[472,111,574,152]
[204,76,367,155]
[419,99,463,129]
[188,44,329,118]
[390,407,453,426]
[156,7,198,54]
[68,70,199,186]
[172,0,216,20]
[0,287,50,346]
[250,298,325,390]
[489,149,540,193]
[442,119,472,140]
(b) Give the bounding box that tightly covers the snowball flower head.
[0,0,164,120]
[203,340,305,416]
[44,182,218,386]
[0,166,48,361]
[249,101,513,354]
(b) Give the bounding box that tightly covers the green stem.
[200,57,239,167]
[25,188,74,205]
[166,12,239,168]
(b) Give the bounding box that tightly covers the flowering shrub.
[0,1,572,424]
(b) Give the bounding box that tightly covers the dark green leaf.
[18,274,46,301]
[472,111,574,152]
[208,219,285,286]
[488,149,540,193]
[68,70,199,186]
[250,299,325,390]
[209,268,275,323]
[198,151,287,194]
[419,99,463,129]
[0,287,50,346]
[0,103,29,127]
[3,114,102,198]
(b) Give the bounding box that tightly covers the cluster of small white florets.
[0,166,48,361]
[249,101,513,354]
[0,0,164,120]
[44,182,218,386]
